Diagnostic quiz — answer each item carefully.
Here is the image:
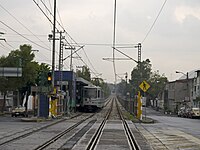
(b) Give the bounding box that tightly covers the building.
[162,70,200,114]
[192,70,200,108]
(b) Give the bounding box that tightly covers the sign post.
[137,91,142,120]
[139,80,150,120]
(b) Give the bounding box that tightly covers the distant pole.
[137,43,141,64]
[112,0,117,85]
[186,72,190,105]
[52,0,56,88]
[70,47,73,71]
[59,31,64,90]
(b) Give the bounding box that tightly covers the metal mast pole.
[138,43,141,64]
[70,47,73,71]
[52,0,56,88]
[113,0,117,86]
[59,31,64,90]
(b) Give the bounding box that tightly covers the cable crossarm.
[113,47,138,63]
[63,45,84,61]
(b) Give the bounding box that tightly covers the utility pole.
[58,31,64,71]
[135,43,141,69]
[65,47,75,71]
[58,31,64,90]
[52,0,56,88]
[135,43,142,81]
[70,47,73,71]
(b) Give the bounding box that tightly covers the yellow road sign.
[139,80,150,92]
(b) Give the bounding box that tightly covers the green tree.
[91,78,111,97]
[36,63,51,86]
[148,71,168,99]
[0,44,40,112]
[129,59,152,92]
[116,79,127,96]
[117,59,168,102]
[76,66,91,81]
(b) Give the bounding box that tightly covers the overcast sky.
[0,0,200,83]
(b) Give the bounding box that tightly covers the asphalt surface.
[136,107,200,150]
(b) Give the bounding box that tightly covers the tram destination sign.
[0,67,22,77]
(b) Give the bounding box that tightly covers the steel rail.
[34,113,96,150]
[116,98,141,150]
[86,97,114,150]
[0,113,82,146]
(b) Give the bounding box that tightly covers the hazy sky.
[0,0,200,83]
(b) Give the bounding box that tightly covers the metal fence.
[118,96,137,116]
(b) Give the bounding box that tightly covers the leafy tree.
[91,78,111,97]
[35,63,51,86]
[117,58,168,102]
[116,79,127,96]
[148,71,168,99]
[0,44,40,112]
[76,66,91,81]
[76,66,110,97]
[129,59,152,92]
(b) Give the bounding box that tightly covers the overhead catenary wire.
[0,42,10,52]
[141,0,167,44]
[82,48,99,75]
[33,0,54,26]
[33,0,102,78]
[41,0,53,29]
[0,21,51,51]
[0,3,50,49]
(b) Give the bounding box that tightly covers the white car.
[11,106,27,117]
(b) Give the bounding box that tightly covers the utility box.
[38,94,49,118]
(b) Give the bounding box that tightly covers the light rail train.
[81,85,105,111]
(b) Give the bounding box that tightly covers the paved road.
[136,107,200,150]
[0,115,51,141]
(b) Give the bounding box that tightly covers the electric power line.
[0,3,50,49]
[141,0,167,44]
[33,0,102,78]
[0,21,51,51]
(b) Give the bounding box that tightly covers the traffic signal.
[47,72,52,85]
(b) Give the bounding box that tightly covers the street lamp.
[176,71,190,104]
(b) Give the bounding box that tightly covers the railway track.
[34,113,96,150]
[0,113,95,149]
[85,95,141,150]
[0,96,149,150]
[0,113,82,146]
[116,98,140,150]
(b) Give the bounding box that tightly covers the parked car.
[188,108,200,118]
[11,106,27,117]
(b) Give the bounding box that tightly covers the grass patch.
[124,112,155,124]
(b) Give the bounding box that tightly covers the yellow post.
[137,91,142,120]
